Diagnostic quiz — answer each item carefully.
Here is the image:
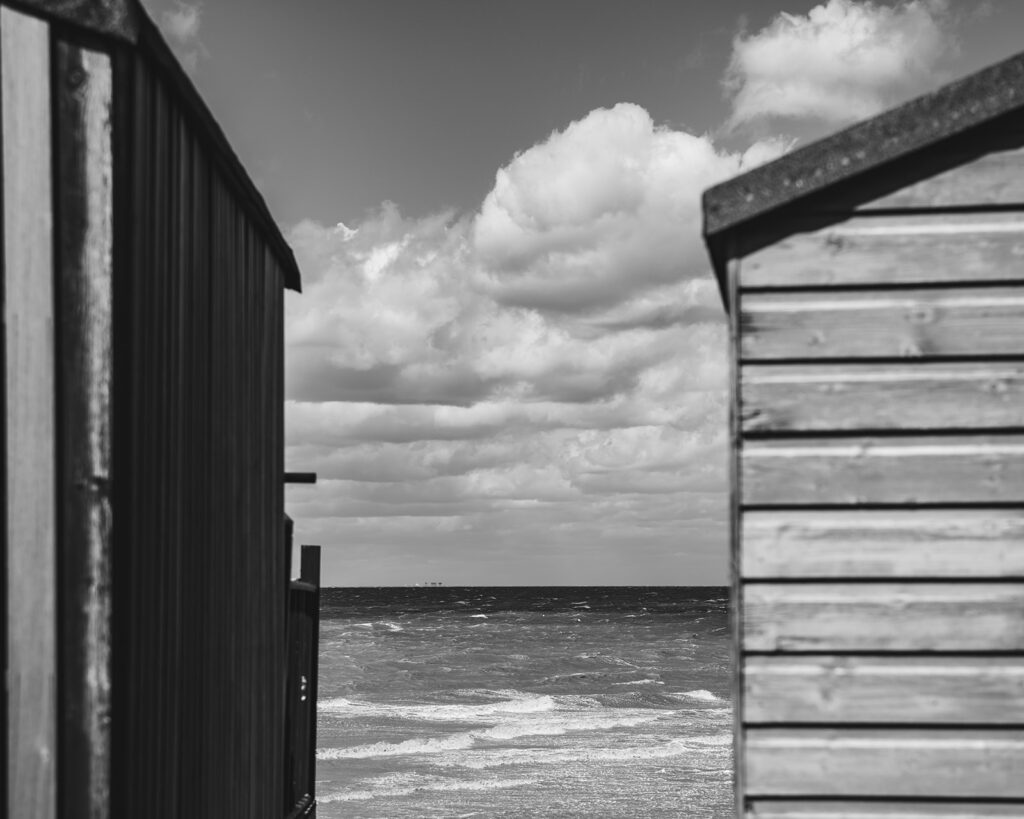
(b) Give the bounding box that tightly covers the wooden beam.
[2,7,56,818]
[54,37,114,819]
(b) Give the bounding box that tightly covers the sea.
[315,586,733,819]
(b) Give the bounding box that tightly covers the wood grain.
[54,39,113,818]
[743,583,1024,652]
[741,288,1024,360]
[743,435,1024,506]
[2,9,57,819]
[859,146,1024,210]
[745,728,1024,798]
[744,655,1024,724]
[741,212,1024,289]
[746,800,1024,817]
[741,362,1024,432]
[741,509,1024,578]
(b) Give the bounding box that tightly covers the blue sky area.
[143,0,1023,585]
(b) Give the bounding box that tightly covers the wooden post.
[54,38,114,819]
[3,8,57,818]
[299,545,320,819]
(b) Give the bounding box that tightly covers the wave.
[319,774,536,803]
[317,711,663,760]
[671,689,722,702]
[434,735,731,770]
[319,690,557,721]
[611,679,664,686]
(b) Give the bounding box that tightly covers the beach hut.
[1,2,318,818]
[703,50,1024,817]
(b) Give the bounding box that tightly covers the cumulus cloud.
[725,0,955,128]
[285,104,783,584]
[474,103,775,313]
[158,2,205,72]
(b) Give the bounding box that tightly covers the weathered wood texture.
[54,39,114,819]
[742,510,1024,578]
[857,146,1024,210]
[747,800,1024,818]
[715,52,1024,819]
[2,8,56,818]
[744,583,1024,653]
[741,287,1024,361]
[745,656,1024,724]
[743,436,1024,506]
[741,212,1024,289]
[742,363,1024,433]
[110,44,288,819]
[745,728,1024,798]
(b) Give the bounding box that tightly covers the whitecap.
[319,775,536,803]
[677,689,721,702]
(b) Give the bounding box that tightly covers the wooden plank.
[741,288,1024,360]
[741,212,1024,289]
[54,39,113,819]
[745,656,1024,724]
[743,435,1024,506]
[859,146,1024,210]
[742,510,1024,578]
[2,8,56,819]
[747,800,1024,817]
[742,362,1024,433]
[743,583,1024,652]
[745,728,1024,798]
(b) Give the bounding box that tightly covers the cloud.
[158,2,205,72]
[725,0,955,128]
[285,104,786,584]
[473,103,774,313]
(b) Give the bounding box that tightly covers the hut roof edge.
[702,46,1024,246]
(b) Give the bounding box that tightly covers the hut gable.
[704,48,1024,818]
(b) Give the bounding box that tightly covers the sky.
[142,0,1024,586]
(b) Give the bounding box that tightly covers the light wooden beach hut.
[1,2,319,818]
[703,49,1024,817]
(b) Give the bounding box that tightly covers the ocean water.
[315,587,732,818]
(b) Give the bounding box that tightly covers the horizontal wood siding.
[742,363,1024,433]
[741,287,1024,360]
[111,45,286,819]
[741,212,1024,289]
[742,510,1024,578]
[747,802,1024,818]
[732,133,1024,813]
[744,583,1024,653]
[745,729,1024,798]
[745,656,1024,724]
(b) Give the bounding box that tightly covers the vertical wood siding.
[2,8,57,818]
[110,45,287,819]
[732,138,1024,815]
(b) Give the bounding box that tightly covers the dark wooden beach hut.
[1,2,319,818]
[703,48,1024,817]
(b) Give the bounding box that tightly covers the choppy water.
[316,587,732,818]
